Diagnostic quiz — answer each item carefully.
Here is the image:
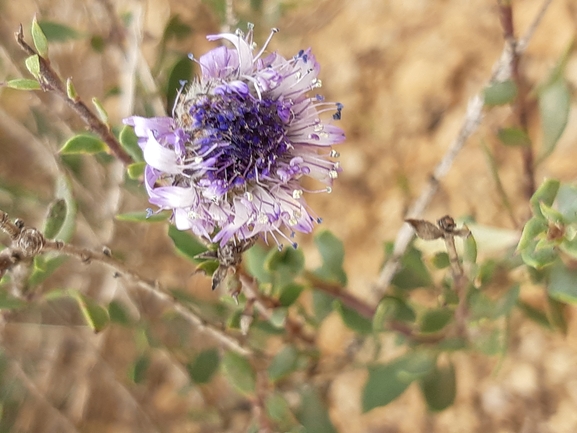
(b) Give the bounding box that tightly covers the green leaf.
[266,393,295,429]
[5,79,41,90]
[538,78,570,161]
[497,127,531,147]
[546,295,568,334]
[129,354,150,384]
[196,260,219,276]
[167,225,207,261]
[548,259,577,304]
[60,134,107,155]
[432,252,450,269]
[420,362,456,411]
[420,308,453,333]
[244,244,273,284]
[75,293,110,333]
[119,125,143,162]
[91,97,109,125]
[373,296,416,332]
[483,80,517,106]
[162,15,192,41]
[530,179,560,219]
[521,240,557,269]
[221,351,255,395]
[25,55,40,78]
[42,199,66,239]
[314,230,347,285]
[28,256,68,287]
[268,346,299,382]
[0,291,27,310]
[187,349,220,384]
[166,56,193,114]
[312,291,334,323]
[265,246,304,279]
[517,217,548,251]
[474,328,504,356]
[391,246,432,290]
[127,161,146,179]
[557,184,577,224]
[539,202,565,224]
[108,300,132,326]
[31,17,49,58]
[335,301,372,335]
[297,387,337,433]
[516,300,551,328]
[363,354,415,412]
[463,231,477,264]
[116,210,170,223]
[278,283,305,307]
[38,20,82,41]
[66,78,78,100]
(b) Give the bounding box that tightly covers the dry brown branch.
[373,0,554,298]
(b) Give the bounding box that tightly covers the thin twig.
[14,25,132,165]
[0,209,251,356]
[373,0,554,298]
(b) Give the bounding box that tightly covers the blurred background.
[1,0,577,432]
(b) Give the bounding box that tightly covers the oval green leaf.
[31,17,49,57]
[221,351,256,395]
[420,362,456,411]
[483,80,517,106]
[538,78,570,161]
[60,134,107,155]
[6,78,41,90]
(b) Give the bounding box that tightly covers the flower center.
[187,90,291,191]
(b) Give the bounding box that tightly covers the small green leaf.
[66,78,78,100]
[166,56,193,113]
[497,127,531,147]
[244,244,273,284]
[0,291,27,310]
[42,199,66,239]
[432,252,450,269]
[391,246,432,290]
[25,55,40,78]
[91,97,109,125]
[5,78,41,90]
[483,80,517,106]
[196,260,219,276]
[538,78,570,161]
[268,346,299,382]
[167,225,207,261]
[420,308,453,333]
[129,354,150,384]
[548,259,577,304]
[420,362,456,411]
[335,301,372,335]
[108,300,131,326]
[119,125,143,162]
[546,295,568,334]
[28,256,68,286]
[75,293,110,333]
[363,355,415,412]
[517,217,548,251]
[38,20,82,41]
[516,300,551,328]
[221,351,256,395]
[557,184,577,224]
[187,349,220,384]
[31,17,49,58]
[521,240,557,269]
[265,246,304,278]
[463,230,477,264]
[297,388,337,433]
[115,210,170,223]
[265,393,294,429]
[530,179,560,219]
[312,291,334,323]
[60,134,107,155]
[373,296,416,332]
[539,202,565,225]
[314,230,347,285]
[278,283,304,307]
[127,161,146,179]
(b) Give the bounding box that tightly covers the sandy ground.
[1,0,577,432]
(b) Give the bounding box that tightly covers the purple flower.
[124,26,344,249]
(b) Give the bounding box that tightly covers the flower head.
[124,26,344,249]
